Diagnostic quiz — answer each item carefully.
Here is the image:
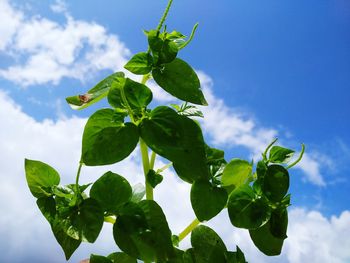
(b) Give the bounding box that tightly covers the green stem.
[262,138,278,161]
[178,23,199,50]
[286,143,305,169]
[120,84,135,123]
[157,162,173,173]
[156,0,174,32]
[141,73,151,85]
[140,138,153,200]
[178,218,200,242]
[150,151,157,170]
[75,163,83,194]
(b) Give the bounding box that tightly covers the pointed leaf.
[152,58,207,105]
[82,109,139,166]
[124,52,153,75]
[269,146,294,163]
[66,72,124,110]
[190,180,227,221]
[24,159,60,198]
[140,106,209,183]
[227,185,271,229]
[90,171,132,213]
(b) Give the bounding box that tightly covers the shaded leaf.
[37,196,56,224]
[263,165,289,202]
[108,252,137,263]
[146,169,163,188]
[124,52,153,75]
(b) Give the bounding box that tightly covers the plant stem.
[141,73,150,85]
[262,138,278,161]
[286,143,305,169]
[178,23,199,50]
[150,151,157,170]
[75,163,83,194]
[104,216,116,224]
[156,0,174,32]
[157,162,173,173]
[178,218,200,242]
[140,138,153,200]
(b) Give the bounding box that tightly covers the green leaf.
[269,209,288,239]
[108,252,137,263]
[256,160,267,179]
[66,72,124,110]
[249,218,286,256]
[140,106,209,183]
[124,52,153,75]
[152,58,207,105]
[82,109,139,166]
[90,171,132,213]
[113,200,174,262]
[227,185,271,229]
[108,78,152,110]
[171,102,204,118]
[146,169,164,188]
[24,159,60,198]
[37,197,56,224]
[130,183,146,203]
[90,254,113,263]
[222,159,252,188]
[226,246,247,263]
[69,198,104,243]
[148,30,178,64]
[191,225,227,263]
[51,218,81,260]
[269,146,294,163]
[263,165,290,202]
[190,180,227,221]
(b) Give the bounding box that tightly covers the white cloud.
[0,89,349,263]
[0,0,130,86]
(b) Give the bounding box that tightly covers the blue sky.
[0,0,349,262]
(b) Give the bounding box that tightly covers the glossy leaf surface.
[152,58,207,105]
[124,52,153,75]
[263,165,290,202]
[222,159,252,188]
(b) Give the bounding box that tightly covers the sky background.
[0,0,349,262]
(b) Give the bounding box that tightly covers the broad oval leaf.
[222,159,252,188]
[24,159,60,198]
[148,30,178,64]
[90,254,113,263]
[263,165,289,202]
[191,225,227,263]
[269,208,288,239]
[66,72,124,110]
[227,185,271,229]
[249,218,285,256]
[269,146,294,163]
[113,200,175,262]
[152,58,207,105]
[190,180,227,221]
[90,171,132,214]
[69,198,104,243]
[82,109,139,166]
[51,218,81,260]
[139,106,209,183]
[124,52,153,75]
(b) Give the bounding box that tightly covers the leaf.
[90,171,132,213]
[256,160,267,179]
[90,254,113,263]
[51,218,81,260]
[226,246,247,263]
[222,159,252,188]
[113,200,175,262]
[262,165,290,202]
[108,252,137,263]
[130,183,146,203]
[148,29,178,64]
[37,197,56,224]
[108,78,152,109]
[81,109,139,166]
[146,169,164,188]
[139,106,209,183]
[171,102,204,118]
[24,159,60,198]
[191,225,227,263]
[269,146,294,163]
[124,52,153,75]
[190,180,227,221]
[66,72,124,110]
[227,185,271,229]
[249,218,286,256]
[269,208,288,239]
[69,198,104,243]
[152,58,207,105]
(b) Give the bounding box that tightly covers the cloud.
[0,0,130,86]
